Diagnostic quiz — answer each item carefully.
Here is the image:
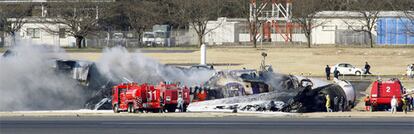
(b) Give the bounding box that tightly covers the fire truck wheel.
[131,107,136,113]
[127,104,134,113]
[113,104,120,113]
[183,105,187,112]
[156,109,160,113]
[168,107,175,112]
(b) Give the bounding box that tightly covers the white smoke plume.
[0,45,86,111]
[0,46,214,111]
[96,47,215,86]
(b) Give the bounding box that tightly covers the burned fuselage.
[189,70,356,113]
[199,70,274,99]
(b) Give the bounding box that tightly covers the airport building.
[198,11,413,46]
[311,11,414,45]
[1,0,413,47]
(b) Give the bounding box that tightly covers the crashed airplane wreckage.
[54,59,115,110]
[53,59,213,110]
[2,48,355,113]
[32,59,357,113]
[2,47,215,111]
[188,68,356,113]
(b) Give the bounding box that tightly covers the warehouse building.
[312,11,413,45]
[200,11,413,46]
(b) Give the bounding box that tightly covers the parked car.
[331,63,364,75]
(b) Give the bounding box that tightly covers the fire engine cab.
[112,83,162,113]
[368,79,404,111]
[157,82,191,112]
[112,82,191,113]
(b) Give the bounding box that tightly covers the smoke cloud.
[96,47,214,86]
[0,46,215,111]
[0,45,86,111]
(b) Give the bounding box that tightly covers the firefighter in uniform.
[197,89,207,101]
[391,96,398,114]
[364,96,371,111]
[326,95,332,112]
[402,96,408,114]
[177,94,184,112]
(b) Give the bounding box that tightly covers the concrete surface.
[1,116,413,134]
[1,110,413,118]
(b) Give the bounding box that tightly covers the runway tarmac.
[1,116,413,134]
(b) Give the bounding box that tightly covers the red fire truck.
[112,83,162,113]
[157,82,191,112]
[368,79,404,111]
[112,82,191,113]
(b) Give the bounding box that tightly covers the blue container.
[377,18,414,45]
[377,19,386,44]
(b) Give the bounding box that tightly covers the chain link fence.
[86,39,142,48]
[335,30,372,45]
[85,38,185,48]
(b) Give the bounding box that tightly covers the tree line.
[0,0,413,48]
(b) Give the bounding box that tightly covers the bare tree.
[343,0,389,48]
[160,0,188,29]
[123,1,159,44]
[388,0,414,35]
[248,0,267,48]
[45,2,110,48]
[292,0,327,48]
[226,0,265,48]
[0,3,32,46]
[403,11,414,35]
[174,0,222,46]
[324,0,355,11]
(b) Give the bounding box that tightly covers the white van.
[142,32,155,47]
